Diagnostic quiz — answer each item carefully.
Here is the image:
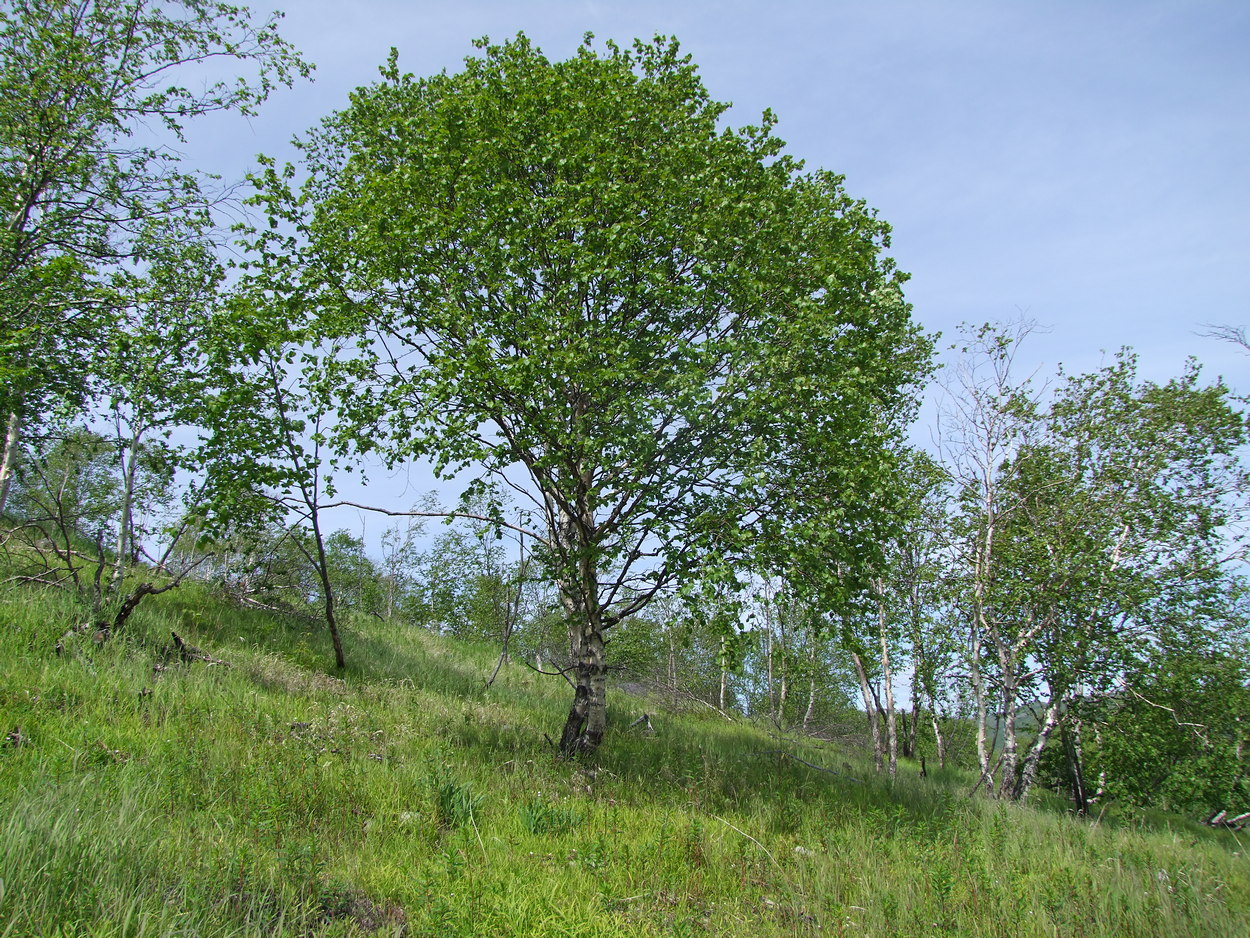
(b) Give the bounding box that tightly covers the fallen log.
[170,631,229,667]
[1205,809,1250,830]
[627,712,655,734]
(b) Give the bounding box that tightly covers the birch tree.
[944,324,1249,800]
[199,293,352,669]
[1000,353,1248,799]
[889,450,958,767]
[6,233,226,633]
[0,0,308,513]
[940,321,1044,797]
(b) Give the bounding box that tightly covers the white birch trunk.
[930,708,947,770]
[851,650,884,773]
[803,639,818,730]
[876,592,898,779]
[719,635,729,713]
[996,647,1020,800]
[0,411,20,517]
[1014,698,1063,801]
[110,425,143,594]
[968,629,992,790]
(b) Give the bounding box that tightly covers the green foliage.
[607,596,733,702]
[940,325,1250,800]
[8,427,119,536]
[320,529,383,615]
[0,0,309,429]
[0,0,310,633]
[1009,353,1249,692]
[408,524,512,641]
[1,240,239,627]
[1076,648,1250,816]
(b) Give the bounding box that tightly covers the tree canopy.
[249,33,931,752]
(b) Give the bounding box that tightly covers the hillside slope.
[1,582,1247,937]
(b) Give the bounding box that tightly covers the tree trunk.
[876,592,898,779]
[555,496,607,756]
[110,424,143,594]
[765,607,777,722]
[851,650,884,773]
[1088,724,1107,807]
[776,599,789,722]
[968,632,993,792]
[918,669,947,769]
[1013,698,1062,801]
[969,467,1000,795]
[0,411,20,517]
[930,707,947,770]
[111,582,157,634]
[559,609,607,755]
[719,635,729,714]
[307,504,346,670]
[902,580,923,761]
[1062,719,1088,815]
[803,639,818,730]
[905,679,921,760]
[996,653,1021,800]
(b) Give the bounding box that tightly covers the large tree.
[256,34,929,753]
[0,0,309,512]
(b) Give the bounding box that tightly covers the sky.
[178,0,1250,523]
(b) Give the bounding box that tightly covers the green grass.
[2,578,1247,936]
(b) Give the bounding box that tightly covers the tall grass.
[1,578,1246,936]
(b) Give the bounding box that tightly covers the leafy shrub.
[432,772,483,830]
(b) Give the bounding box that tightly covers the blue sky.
[190,0,1250,379]
[181,0,1250,516]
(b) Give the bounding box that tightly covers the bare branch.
[319,500,551,547]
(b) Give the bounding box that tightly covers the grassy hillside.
[1,580,1247,937]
